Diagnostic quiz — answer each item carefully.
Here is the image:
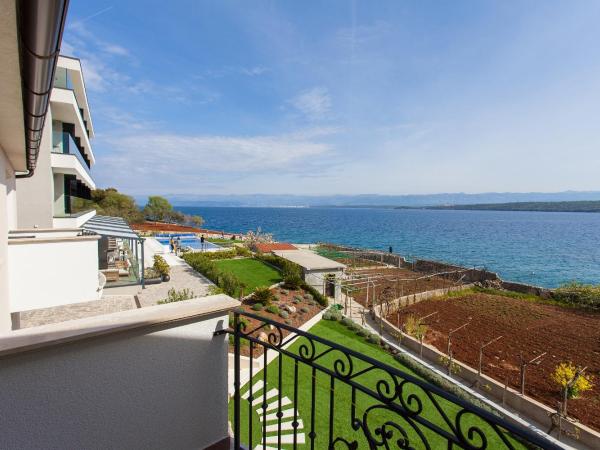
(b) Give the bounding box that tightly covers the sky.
[63,1,600,197]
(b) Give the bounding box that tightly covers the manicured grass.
[214,258,282,296]
[231,319,526,449]
[207,237,244,244]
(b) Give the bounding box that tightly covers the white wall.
[0,309,230,449]
[8,235,101,312]
[0,146,15,331]
[16,109,54,229]
[304,268,343,300]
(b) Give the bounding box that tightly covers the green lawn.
[214,258,282,297]
[231,319,527,449]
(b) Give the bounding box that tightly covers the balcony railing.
[229,311,561,450]
[52,131,91,176]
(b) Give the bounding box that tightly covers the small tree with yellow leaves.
[551,362,594,399]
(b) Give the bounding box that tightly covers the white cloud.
[200,65,270,78]
[101,44,130,57]
[94,127,340,193]
[290,87,332,120]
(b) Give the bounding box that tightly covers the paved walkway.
[135,257,213,307]
[17,295,138,329]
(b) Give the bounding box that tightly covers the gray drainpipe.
[15,0,70,178]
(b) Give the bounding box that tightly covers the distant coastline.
[394,200,600,213]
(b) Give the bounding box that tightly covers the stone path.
[238,380,305,449]
[17,295,138,329]
[135,262,212,307]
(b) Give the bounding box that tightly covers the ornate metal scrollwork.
[231,310,561,450]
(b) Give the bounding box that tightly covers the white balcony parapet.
[0,296,238,449]
[56,55,95,139]
[53,210,96,229]
[50,88,95,164]
[7,233,102,312]
[51,152,95,189]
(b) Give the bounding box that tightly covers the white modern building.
[0,0,116,330]
[16,55,96,229]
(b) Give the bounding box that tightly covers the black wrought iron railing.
[229,310,561,450]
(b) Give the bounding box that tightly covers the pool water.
[155,233,221,250]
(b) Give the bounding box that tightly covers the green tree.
[143,196,174,221]
[91,188,143,223]
[184,214,204,228]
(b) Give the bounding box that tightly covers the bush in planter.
[251,287,276,306]
[279,310,289,319]
[144,267,161,280]
[300,306,309,313]
[294,295,303,301]
[251,303,264,311]
[280,289,289,296]
[153,255,170,279]
[266,305,280,315]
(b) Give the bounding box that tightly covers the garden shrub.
[153,254,170,277]
[300,306,309,313]
[158,288,194,304]
[294,295,303,301]
[301,283,328,306]
[218,271,243,297]
[283,273,303,290]
[553,282,600,309]
[279,310,289,319]
[182,252,242,296]
[357,328,369,337]
[303,293,313,300]
[207,285,224,295]
[280,289,289,295]
[252,287,276,306]
[251,303,264,311]
[341,317,353,327]
[144,267,160,279]
[323,311,334,320]
[293,299,301,304]
[266,304,280,315]
[285,319,292,325]
[367,334,381,345]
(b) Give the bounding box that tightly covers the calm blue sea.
[176,206,600,288]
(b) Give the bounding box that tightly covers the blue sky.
[63,1,600,197]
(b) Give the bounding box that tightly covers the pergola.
[83,215,146,287]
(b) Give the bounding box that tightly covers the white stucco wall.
[8,236,101,312]
[0,146,15,331]
[0,309,230,449]
[304,268,343,300]
[16,109,54,228]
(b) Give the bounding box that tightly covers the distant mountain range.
[158,191,600,208]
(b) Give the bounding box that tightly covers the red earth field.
[388,291,600,430]
[347,267,467,307]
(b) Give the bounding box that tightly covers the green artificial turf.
[214,258,282,296]
[230,319,527,449]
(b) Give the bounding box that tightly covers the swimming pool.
[155,233,222,251]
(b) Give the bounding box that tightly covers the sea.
[176,206,600,288]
